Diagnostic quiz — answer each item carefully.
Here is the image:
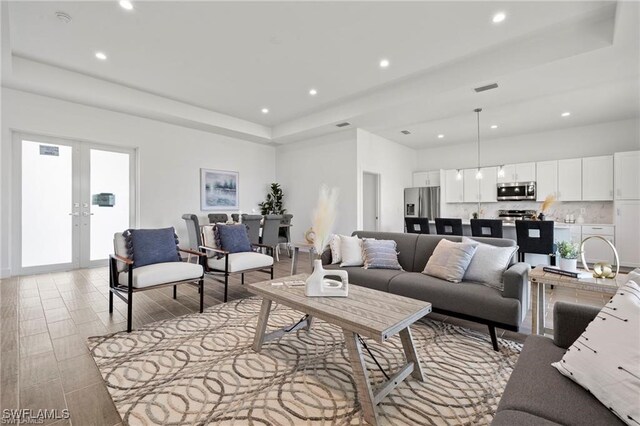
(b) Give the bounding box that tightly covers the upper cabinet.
[463,169,480,203]
[479,166,498,202]
[444,169,464,203]
[557,158,582,201]
[412,171,440,187]
[497,162,536,183]
[582,155,613,201]
[614,151,640,200]
[536,160,558,201]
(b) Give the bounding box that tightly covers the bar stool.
[435,218,463,236]
[515,220,556,266]
[470,219,503,238]
[405,217,430,234]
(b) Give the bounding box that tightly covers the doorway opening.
[362,172,380,231]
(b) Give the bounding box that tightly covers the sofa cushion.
[119,262,202,288]
[462,237,518,290]
[422,239,477,283]
[324,264,403,293]
[340,235,364,267]
[492,409,561,425]
[388,272,521,327]
[329,235,342,264]
[216,224,252,253]
[353,231,418,271]
[497,335,625,426]
[207,252,273,273]
[363,239,402,270]
[127,228,180,268]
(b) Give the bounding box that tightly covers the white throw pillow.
[552,280,640,425]
[462,237,518,290]
[623,268,640,285]
[423,239,477,283]
[329,235,342,265]
[340,235,364,267]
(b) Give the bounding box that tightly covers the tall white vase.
[305,260,349,297]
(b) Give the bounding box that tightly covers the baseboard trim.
[0,268,11,279]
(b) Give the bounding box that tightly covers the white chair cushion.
[118,262,203,288]
[207,252,273,273]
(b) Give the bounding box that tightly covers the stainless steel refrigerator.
[404,187,441,220]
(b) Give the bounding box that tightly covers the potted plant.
[258,183,286,215]
[557,240,580,272]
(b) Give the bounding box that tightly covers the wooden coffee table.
[529,266,625,335]
[247,274,432,426]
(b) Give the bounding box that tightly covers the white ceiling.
[4,1,638,147]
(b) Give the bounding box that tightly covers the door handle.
[68,212,79,216]
[82,212,94,216]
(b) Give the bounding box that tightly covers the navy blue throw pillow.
[217,224,252,253]
[128,227,180,268]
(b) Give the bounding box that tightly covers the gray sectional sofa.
[493,302,624,425]
[322,231,530,350]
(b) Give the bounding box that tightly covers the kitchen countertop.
[426,220,614,228]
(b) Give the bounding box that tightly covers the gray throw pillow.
[363,239,402,270]
[126,227,180,268]
[422,239,477,283]
[462,237,518,290]
[216,224,252,253]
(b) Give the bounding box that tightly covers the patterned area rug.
[88,298,521,425]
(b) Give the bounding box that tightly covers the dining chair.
[109,229,205,332]
[182,214,274,302]
[262,214,284,261]
[279,214,293,257]
[515,220,556,266]
[405,217,430,234]
[208,213,228,224]
[231,213,240,223]
[470,219,503,238]
[435,218,463,236]
[241,214,262,245]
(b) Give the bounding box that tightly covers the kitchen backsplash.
[443,201,614,224]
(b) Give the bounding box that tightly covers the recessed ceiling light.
[119,0,134,10]
[492,12,506,23]
[309,88,317,96]
[561,112,571,117]
[490,124,498,129]
[437,134,445,139]
[95,52,107,60]
[261,108,269,114]
[379,59,390,68]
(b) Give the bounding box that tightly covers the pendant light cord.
[474,108,482,215]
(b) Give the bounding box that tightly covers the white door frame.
[362,171,381,231]
[11,132,137,275]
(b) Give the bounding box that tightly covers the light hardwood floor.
[0,254,608,425]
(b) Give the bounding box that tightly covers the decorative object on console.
[305,259,349,297]
[258,182,286,215]
[201,169,238,210]
[580,235,620,278]
[538,194,556,221]
[557,240,580,272]
[304,228,315,244]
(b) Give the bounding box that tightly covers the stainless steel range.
[497,209,538,222]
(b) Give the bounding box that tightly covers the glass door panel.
[89,149,131,262]
[21,140,75,268]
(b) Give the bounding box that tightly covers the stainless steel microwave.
[497,182,536,201]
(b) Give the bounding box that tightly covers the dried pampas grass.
[540,194,556,213]
[311,185,339,254]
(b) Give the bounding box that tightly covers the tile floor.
[0,254,610,426]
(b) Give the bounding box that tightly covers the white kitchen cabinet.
[412,170,441,187]
[536,160,558,201]
[614,151,640,200]
[497,162,536,183]
[568,225,582,244]
[463,169,480,203]
[479,166,498,202]
[582,155,613,201]
[557,158,582,201]
[581,225,616,264]
[615,200,640,267]
[445,169,464,203]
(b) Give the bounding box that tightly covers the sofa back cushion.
[352,231,418,271]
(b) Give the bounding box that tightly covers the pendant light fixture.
[474,108,483,180]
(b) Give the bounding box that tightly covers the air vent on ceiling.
[401,130,411,135]
[335,122,351,128]
[474,83,499,93]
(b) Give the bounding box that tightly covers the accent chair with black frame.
[182,214,274,302]
[109,230,205,332]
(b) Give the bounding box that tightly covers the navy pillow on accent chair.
[216,224,252,253]
[126,227,180,268]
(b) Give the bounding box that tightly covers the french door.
[12,133,136,275]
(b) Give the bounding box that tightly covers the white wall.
[275,130,358,242]
[356,129,416,232]
[1,88,276,277]
[416,118,640,171]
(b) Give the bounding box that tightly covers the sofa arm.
[553,302,601,349]
[502,262,530,301]
[321,247,332,265]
